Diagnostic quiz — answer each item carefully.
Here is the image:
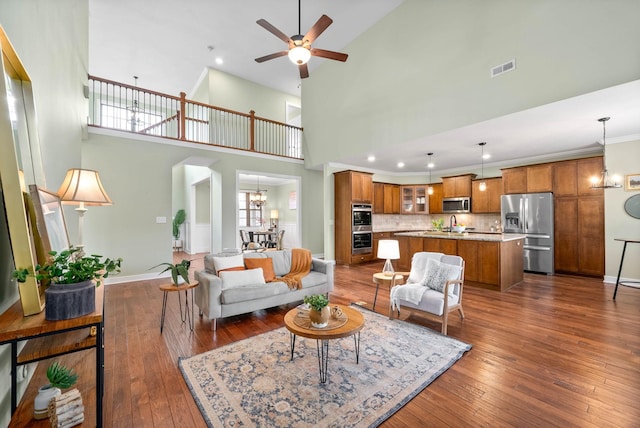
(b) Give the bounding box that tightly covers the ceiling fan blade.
[304,15,333,43]
[310,48,348,62]
[299,63,309,79]
[256,19,292,43]
[255,51,289,63]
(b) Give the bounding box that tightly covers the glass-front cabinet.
[401,186,429,214]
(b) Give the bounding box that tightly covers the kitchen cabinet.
[423,238,457,255]
[457,240,500,285]
[442,174,476,198]
[397,236,411,271]
[401,185,429,214]
[374,182,400,214]
[334,170,374,265]
[577,157,604,196]
[502,164,552,194]
[471,177,502,213]
[553,196,604,276]
[553,157,603,197]
[428,183,443,214]
[372,231,392,260]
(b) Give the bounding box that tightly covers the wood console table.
[0,285,104,427]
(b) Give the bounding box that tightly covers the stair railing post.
[250,110,256,152]
[179,92,187,140]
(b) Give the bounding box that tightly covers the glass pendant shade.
[288,46,311,65]
[478,142,487,191]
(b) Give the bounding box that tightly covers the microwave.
[442,197,471,213]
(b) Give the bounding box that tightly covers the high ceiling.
[89,0,640,176]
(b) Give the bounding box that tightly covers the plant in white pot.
[33,361,78,420]
[304,294,330,328]
[172,209,186,250]
[13,247,122,320]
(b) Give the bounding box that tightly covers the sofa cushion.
[205,252,243,274]
[422,258,462,296]
[221,281,291,304]
[244,258,276,282]
[300,271,328,289]
[219,268,265,289]
[244,249,292,277]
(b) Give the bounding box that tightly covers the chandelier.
[590,117,621,189]
[250,176,267,207]
[427,153,434,195]
[478,142,487,191]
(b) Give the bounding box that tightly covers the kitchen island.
[393,231,526,291]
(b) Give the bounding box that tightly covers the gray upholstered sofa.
[194,249,334,330]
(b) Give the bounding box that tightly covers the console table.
[613,238,640,300]
[0,285,104,427]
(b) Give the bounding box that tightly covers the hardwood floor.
[11,260,640,427]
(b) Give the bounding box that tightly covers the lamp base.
[382,259,395,277]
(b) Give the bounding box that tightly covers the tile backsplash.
[373,213,501,232]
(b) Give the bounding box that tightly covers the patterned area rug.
[179,306,471,427]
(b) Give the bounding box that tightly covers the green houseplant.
[12,247,122,320]
[172,209,186,250]
[149,259,191,285]
[33,361,78,420]
[304,294,330,328]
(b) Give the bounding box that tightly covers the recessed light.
[367,155,375,162]
[215,57,224,65]
[397,162,405,168]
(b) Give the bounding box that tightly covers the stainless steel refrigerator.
[501,192,554,274]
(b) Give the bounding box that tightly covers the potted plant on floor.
[304,294,330,328]
[149,259,190,285]
[13,247,122,320]
[173,209,186,251]
[33,361,78,420]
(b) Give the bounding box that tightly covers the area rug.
[179,306,471,427]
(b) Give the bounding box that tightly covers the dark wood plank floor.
[11,257,640,427]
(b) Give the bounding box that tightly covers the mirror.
[624,194,640,219]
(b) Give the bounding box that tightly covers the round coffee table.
[284,304,365,383]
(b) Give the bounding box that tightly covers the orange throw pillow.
[218,266,245,273]
[244,258,276,282]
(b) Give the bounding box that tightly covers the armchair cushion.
[408,252,443,284]
[422,258,462,296]
[244,258,276,282]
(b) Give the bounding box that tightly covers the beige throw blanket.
[277,248,311,290]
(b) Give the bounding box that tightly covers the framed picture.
[625,174,640,191]
[29,185,71,255]
[289,191,297,209]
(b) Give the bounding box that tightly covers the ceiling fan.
[254,0,348,79]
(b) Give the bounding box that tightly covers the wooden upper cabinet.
[527,164,552,192]
[502,167,527,194]
[553,160,578,197]
[400,186,428,214]
[577,156,603,196]
[373,182,384,213]
[442,174,476,198]
[429,183,443,214]
[472,177,502,213]
[350,171,373,202]
[502,164,551,194]
[384,184,400,213]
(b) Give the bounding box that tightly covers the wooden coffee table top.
[284,304,365,340]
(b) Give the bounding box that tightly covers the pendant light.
[590,117,621,189]
[478,142,487,192]
[427,153,434,195]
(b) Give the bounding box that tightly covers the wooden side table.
[372,272,406,310]
[159,281,198,333]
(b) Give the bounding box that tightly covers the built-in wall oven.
[352,204,372,254]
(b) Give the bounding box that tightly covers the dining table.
[251,230,276,246]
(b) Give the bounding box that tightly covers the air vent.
[491,59,516,77]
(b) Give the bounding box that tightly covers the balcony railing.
[87,75,303,160]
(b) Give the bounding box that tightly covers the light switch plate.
[156,216,167,224]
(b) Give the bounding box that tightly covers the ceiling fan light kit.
[255,0,348,79]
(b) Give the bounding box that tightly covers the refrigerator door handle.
[524,198,529,233]
[524,245,552,251]
[519,198,524,232]
[525,234,552,239]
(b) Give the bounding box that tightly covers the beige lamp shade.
[270,209,279,219]
[57,168,112,205]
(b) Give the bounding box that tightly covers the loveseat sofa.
[194,249,334,330]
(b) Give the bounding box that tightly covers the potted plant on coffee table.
[149,259,190,285]
[304,294,330,328]
[13,246,122,320]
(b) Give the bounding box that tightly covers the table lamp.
[270,209,279,230]
[56,168,112,253]
[377,239,400,276]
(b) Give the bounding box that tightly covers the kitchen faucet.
[449,214,457,231]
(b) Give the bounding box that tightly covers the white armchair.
[389,252,465,335]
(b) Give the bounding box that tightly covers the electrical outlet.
[156,216,167,224]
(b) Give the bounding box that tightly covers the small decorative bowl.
[452,225,466,233]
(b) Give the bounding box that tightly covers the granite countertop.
[393,231,526,242]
